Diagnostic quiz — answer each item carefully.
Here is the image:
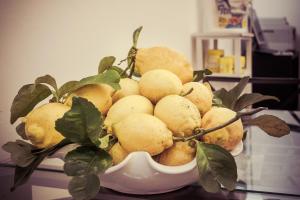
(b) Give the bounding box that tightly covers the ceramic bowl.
[53,141,243,194]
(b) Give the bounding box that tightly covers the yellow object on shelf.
[206,49,224,73]
[219,56,246,74]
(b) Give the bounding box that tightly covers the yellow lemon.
[201,107,244,151]
[139,69,183,103]
[112,78,139,103]
[113,113,173,156]
[64,84,112,115]
[158,142,196,166]
[135,47,193,83]
[109,142,129,165]
[104,95,153,133]
[182,82,213,115]
[154,95,201,137]
[23,103,70,148]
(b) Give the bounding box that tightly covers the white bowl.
[53,141,243,194]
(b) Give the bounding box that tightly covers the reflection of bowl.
[53,141,243,194]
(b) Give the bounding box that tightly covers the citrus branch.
[173,107,267,142]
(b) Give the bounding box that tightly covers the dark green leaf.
[213,88,234,109]
[55,97,102,145]
[196,141,237,193]
[99,134,113,149]
[68,174,100,200]
[2,140,36,167]
[10,84,52,124]
[228,76,250,100]
[12,156,44,191]
[214,76,250,109]
[35,74,58,91]
[98,56,116,74]
[246,114,290,137]
[234,93,280,111]
[212,96,223,107]
[9,139,71,191]
[64,146,112,176]
[16,122,28,140]
[57,81,79,99]
[193,69,212,82]
[133,26,143,48]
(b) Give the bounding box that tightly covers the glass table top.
[0,110,300,199]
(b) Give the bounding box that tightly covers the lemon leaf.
[196,141,237,192]
[7,139,71,191]
[214,76,250,109]
[35,74,58,91]
[98,56,116,74]
[10,84,52,124]
[245,114,290,137]
[76,69,121,91]
[193,69,212,82]
[110,66,128,78]
[234,93,280,111]
[55,97,102,145]
[2,140,36,167]
[133,26,143,48]
[57,81,79,99]
[64,146,112,176]
[68,173,100,200]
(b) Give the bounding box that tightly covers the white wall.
[0,0,200,156]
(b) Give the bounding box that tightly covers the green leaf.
[76,69,121,91]
[196,141,237,193]
[110,66,128,78]
[16,122,28,140]
[99,134,115,150]
[133,26,143,48]
[10,84,52,124]
[64,146,112,176]
[11,156,45,191]
[68,174,100,200]
[193,69,212,82]
[234,93,280,111]
[214,76,250,109]
[55,97,102,145]
[212,96,223,107]
[8,139,71,191]
[2,140,36,167]
[57,81,79,99]
[35,74,58,91]
[98,56,116,74]
[245,114,290,137]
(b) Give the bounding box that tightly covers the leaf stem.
[173,107,267,142]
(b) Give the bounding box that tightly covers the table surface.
[1,110,300,200]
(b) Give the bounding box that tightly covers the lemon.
[158,142,195,166]
[112,78,139,103]
[113,113,173,156]
[154,95,201,137]
[201,107,244,151]
[109,142,129,165]
[182,82,213,115]
[104,95,153,133]
[65,84,112,115]
[23,103,70,148]
[139,69,182,103]
[135,47,193,83]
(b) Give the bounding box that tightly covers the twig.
[173,107,267,142]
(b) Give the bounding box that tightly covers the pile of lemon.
[23,46,243,166]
